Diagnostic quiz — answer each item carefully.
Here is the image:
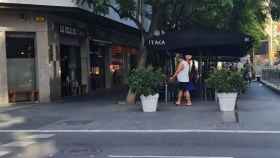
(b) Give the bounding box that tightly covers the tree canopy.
[77,0,267,46]
[75,0,273,103]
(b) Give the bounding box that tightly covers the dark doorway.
[60,45,81,97]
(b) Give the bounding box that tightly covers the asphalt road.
[1,131,280,158]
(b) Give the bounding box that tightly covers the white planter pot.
[217,93,238,112]
[140,93,159,112]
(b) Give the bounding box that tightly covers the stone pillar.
[36,31,50,103]
[105,46,112,89]
[81,38,90,93]
[123,53,129,84]
[0,32,9,105]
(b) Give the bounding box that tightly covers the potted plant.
[128,66,165,112]
[206,69,246,111]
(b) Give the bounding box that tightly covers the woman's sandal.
[175,102,182,106]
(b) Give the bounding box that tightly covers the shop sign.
[148,39,166,46]
[59,24,86,37]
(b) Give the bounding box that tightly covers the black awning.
[145,28,253,57]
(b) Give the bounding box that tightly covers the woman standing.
[170,54,192,106]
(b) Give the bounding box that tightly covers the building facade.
[0,2,140,105]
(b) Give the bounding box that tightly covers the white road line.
[0,129,279,134]
[108,155,233,158]
[1,141,35,147]
[0,151,10,157]
[24,134,55,139]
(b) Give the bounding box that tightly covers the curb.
[260,80,280,93]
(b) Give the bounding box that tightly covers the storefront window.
[89,44,106,90]
[111,46,125,85]
[6,32,36,101]
[111,45,137,86]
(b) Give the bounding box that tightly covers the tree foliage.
[230,0,267,46]
[77,0,267,45]
[75,0,270,102]
[75,0,271,69]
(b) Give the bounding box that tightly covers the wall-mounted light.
[35,16,46,23]
[109,64,120,73]
[153,30,160,36]
[94,67,100,75]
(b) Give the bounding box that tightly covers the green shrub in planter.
[206,69,246,93]
[128,66,165,96]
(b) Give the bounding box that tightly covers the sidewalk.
[0,82,280,131]
[260,79,280,93]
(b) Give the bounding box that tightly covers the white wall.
[0,32,9,105]
[0,11,51,103]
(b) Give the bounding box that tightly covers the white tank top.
[177,60,190,82]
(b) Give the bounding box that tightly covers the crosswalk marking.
[0,129,280,134]
[0,151,10,157]
[108,155,233,158]
[0,134,55,157]
[23,134,55,139]
[1,141,35,147]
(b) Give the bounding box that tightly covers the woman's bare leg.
[176,90,183,105]
[185,91,192,105]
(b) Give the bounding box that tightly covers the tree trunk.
[126,0,159,104]
[126,89,136,105]
[126,33,148,104]
[137,34,148,68]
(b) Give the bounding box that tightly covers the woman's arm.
[170,62,184,80]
